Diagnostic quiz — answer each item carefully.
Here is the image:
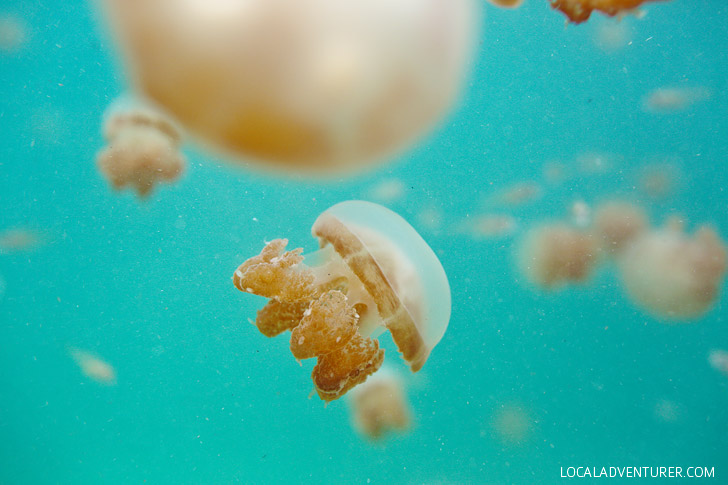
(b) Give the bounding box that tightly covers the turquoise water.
[1,1,727,483]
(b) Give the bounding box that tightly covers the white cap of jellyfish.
[310,201,452,371]
[99,0,478,173]
[617,220,727,320]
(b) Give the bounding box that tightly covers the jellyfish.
[349,368,412,440]
[550,0,667,24]
[0,15,26,53]
[486,182,542,208]
[643,87,711,114]
[617,220,727,320]
[99,0,477,173]
[457,214,518,240]
[365,178,406,205]
[97,105,186,198]
[0,228,42,253]
[592,201,648,255]
[69,348,117,385]
[490,403,532,446]
[232,201,451,401]
[518,223,601,289]
[708,349,728,378]
[485,0,524,8]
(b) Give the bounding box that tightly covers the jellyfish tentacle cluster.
[232,201,451,401]
[549,0,666,23]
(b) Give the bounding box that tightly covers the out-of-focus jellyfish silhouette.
[592,201,648,255]
[708,349,728,378]
[70,348,117,385]
[232,201,451,401]
[485,0,524,8]
[486,182,542,208]
[518,224,600,289]
[349,368,412,440]
[365,178,405,205]
[639,162,682,199]
[570,200,591,228]
[550,0,666,23]
[0,14,26,53]
[593,19,632,53]
[97,105,186,198]
[617,219,727,320]
[457,214,518,240]
[490,403,532,446]
[654,398,681,423]
[100,0,477,173]
[643,87,711,114]
[0,228,43,253]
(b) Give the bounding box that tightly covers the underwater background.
[1,1,727,483]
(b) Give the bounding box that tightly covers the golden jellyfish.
[518,224,600,289]
[0,14,26,53]
[232,201,451,401]
[0,228,43,253]
[617,220,727,320]
[349,369,412,440]
[490,403,532,446]
[457,214,518,240]
[550,0,667,24]
[592,201,648,255]
[99,0,477,173]
[708,349,728,378]
[485,0,524,8]
[643,87,711,114]
[97,105,186,198]
[69,348,117,385]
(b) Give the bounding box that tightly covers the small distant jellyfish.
[643,87,711,114]
[457,214,518,240]
[617,220,727,320]
[100,0,477,173]
[639,162,682,199]
[570,200,591,228]
[232,201,451,401]
[485,0,524,8]
[365,178,406,205]
[518,223,601,289]
[708,349,728,378]
[69,348,117,385]
[486,182,542,208]
[349,369,412,440]
[97,106,186,198]
[0,228,42,253]
[0,15,26,53]
[593,19,632,53]
[490,403,532,446]
[550,0,667,23]
[592,201,648,255]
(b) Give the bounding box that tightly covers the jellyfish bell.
[617,222,727,320]
[348,367,412,440]
[100,0,478,174]
[232,201,451,401]
[485,0,524,8]
[592,201,648,255]
[518,223,601,289]
[97,103,186,198]
[69,348,117,385]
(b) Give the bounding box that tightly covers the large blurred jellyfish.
[617,220,727,320]
[99,0,477,173]
[69,348,117,385]
[518,223,601,289]
[349,368,412,440]
[97,104,186,198]
[232,201,451,401]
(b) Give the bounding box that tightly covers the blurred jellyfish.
[654,398,681,423]
[0,14,26,53]
[232,201,451,401]
[592,201,648,255]
[617,220,727,320]
[457,214,517,240]
[638,162,682,199]
[643,87,711,114]
[70,348,117,385]
[486,182,542,208]
[550,0,664,23]
[708,349,728,378]
[593,19,632,53]
[542,161,568,185]
[416,207,444,234]
[570,200,592,228]
[0,228,42,253]
[100,0,477,173]
[490,403,532,446]
[349,368,412,440]
[577,151,613,175]
[365,178,406,205]
[485,0,524,8]
[97,105,186,198]
[518,223,601,289]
